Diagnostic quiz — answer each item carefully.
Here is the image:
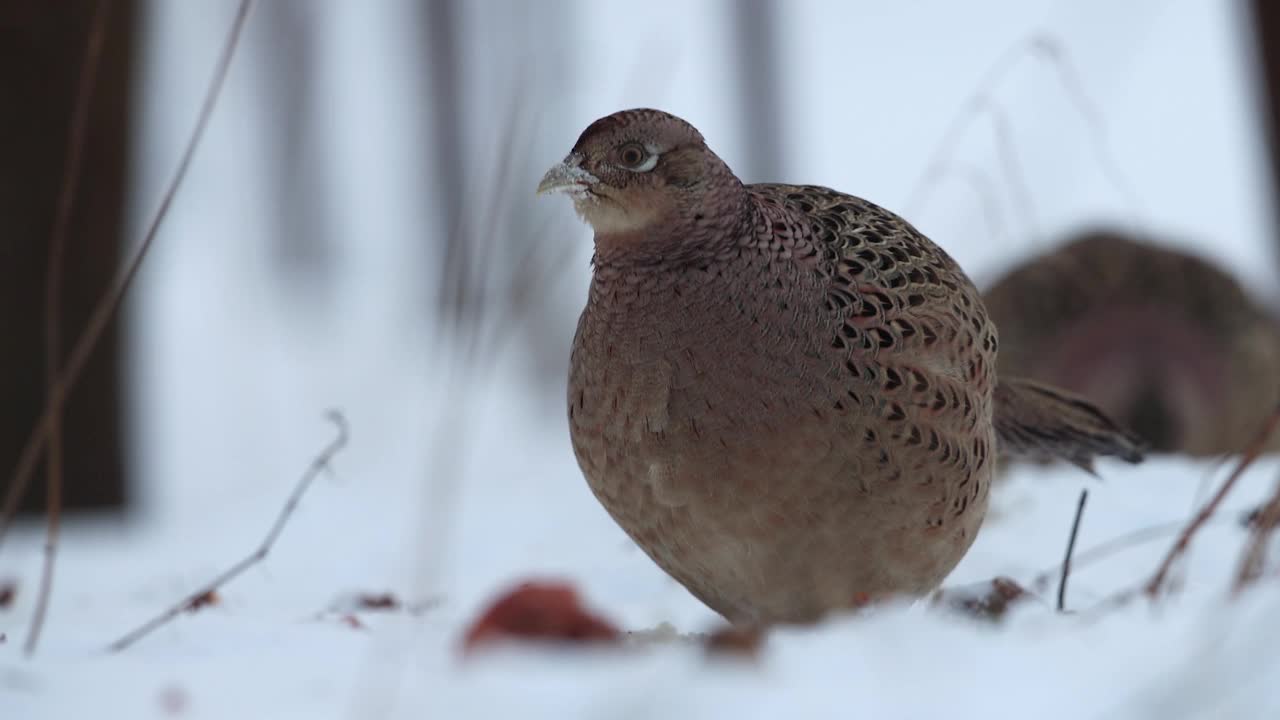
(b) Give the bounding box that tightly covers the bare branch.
[1145,406,1280,599]
[905,34,1142,238]
[1031,515,1241,593]
[1032,36,1147,227]
[0,0,256,550]
[980,97,1039,240]
[105,411,349,653]
[904,39,1036,217]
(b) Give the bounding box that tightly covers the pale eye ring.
[616,142,658,172]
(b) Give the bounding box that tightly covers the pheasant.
[983,230,1280,456]
[539,109,1143,625]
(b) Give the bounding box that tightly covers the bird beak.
[537,153,598,196]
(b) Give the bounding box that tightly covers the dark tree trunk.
[1250,0,1280,287]
[0,1,135,514]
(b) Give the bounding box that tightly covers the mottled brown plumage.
[984,231,1280,456]
[539,109,1142,625]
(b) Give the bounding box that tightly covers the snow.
[5,413,1280,717]
[4,0,1280,717]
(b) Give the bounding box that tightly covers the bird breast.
[567,251,843,507]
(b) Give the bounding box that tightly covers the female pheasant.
[983,229,1280,456]
[539,108,1142,625]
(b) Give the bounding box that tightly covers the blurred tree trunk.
[733,0,783,183]
[1251,0,1280,286]
[258,0,334,301]
[0,1,135,514]
[421,0,466,324]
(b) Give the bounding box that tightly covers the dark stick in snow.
[1057,488,1088,612]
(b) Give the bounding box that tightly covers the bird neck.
[590,178,756,270]
[584,207,788,350]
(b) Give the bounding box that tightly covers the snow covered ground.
[4,399,1280,718]
[4,0,1280,717]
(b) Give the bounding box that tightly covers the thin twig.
[906,33,1141,241]
[106,411,349,653]
[1056,488,1088,612]
[348,86,552,719]
[1070,515,1257,622]
[1080,587,1140,621]
[980,97,1039,241]
[1233,475,1280,594]
[1145,406,1280,599]
[1032,36,1147,227]
[929,163,1008,245]
[24,0,113,657]
[0,0,256,550]
[904,38,1037,216]
[1234,464,1280,594]
[1032,514,1242,591]
[460,90,530,366]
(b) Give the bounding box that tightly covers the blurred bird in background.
[983,230,1280,457]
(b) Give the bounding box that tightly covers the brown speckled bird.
[983,230,1280,456]
[539,109,1143,625]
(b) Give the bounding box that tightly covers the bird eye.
[616,143,657,171]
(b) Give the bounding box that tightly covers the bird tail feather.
[994,377,1146,474]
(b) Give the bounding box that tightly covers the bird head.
[538,109,744,252]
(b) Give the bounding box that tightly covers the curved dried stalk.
[24,0,113,657]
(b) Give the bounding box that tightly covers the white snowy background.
[4,0,1280,718]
